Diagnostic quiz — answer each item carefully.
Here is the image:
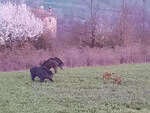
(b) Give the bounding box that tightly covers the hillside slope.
[0,63,150,113]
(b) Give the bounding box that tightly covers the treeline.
[57,0,150,49]
[0,1,150,71]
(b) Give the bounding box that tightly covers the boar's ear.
[39,61,42,65]
[39,60,45,65]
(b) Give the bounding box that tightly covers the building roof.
[31,8,56,20]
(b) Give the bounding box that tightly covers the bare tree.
[87,0,100,48]
[89,0,96,48]
[142,0,146,33]
[119,0,127,46]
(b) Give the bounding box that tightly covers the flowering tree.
[0,2,43,44]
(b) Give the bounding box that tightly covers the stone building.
[32,7,57,38]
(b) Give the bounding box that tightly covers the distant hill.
[34,0,118,19]
[27,0,150,20]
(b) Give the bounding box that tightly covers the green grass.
[0,63,150,113]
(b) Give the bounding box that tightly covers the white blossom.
[0,2,43,43]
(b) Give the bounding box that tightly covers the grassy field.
[0,63,150,113]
